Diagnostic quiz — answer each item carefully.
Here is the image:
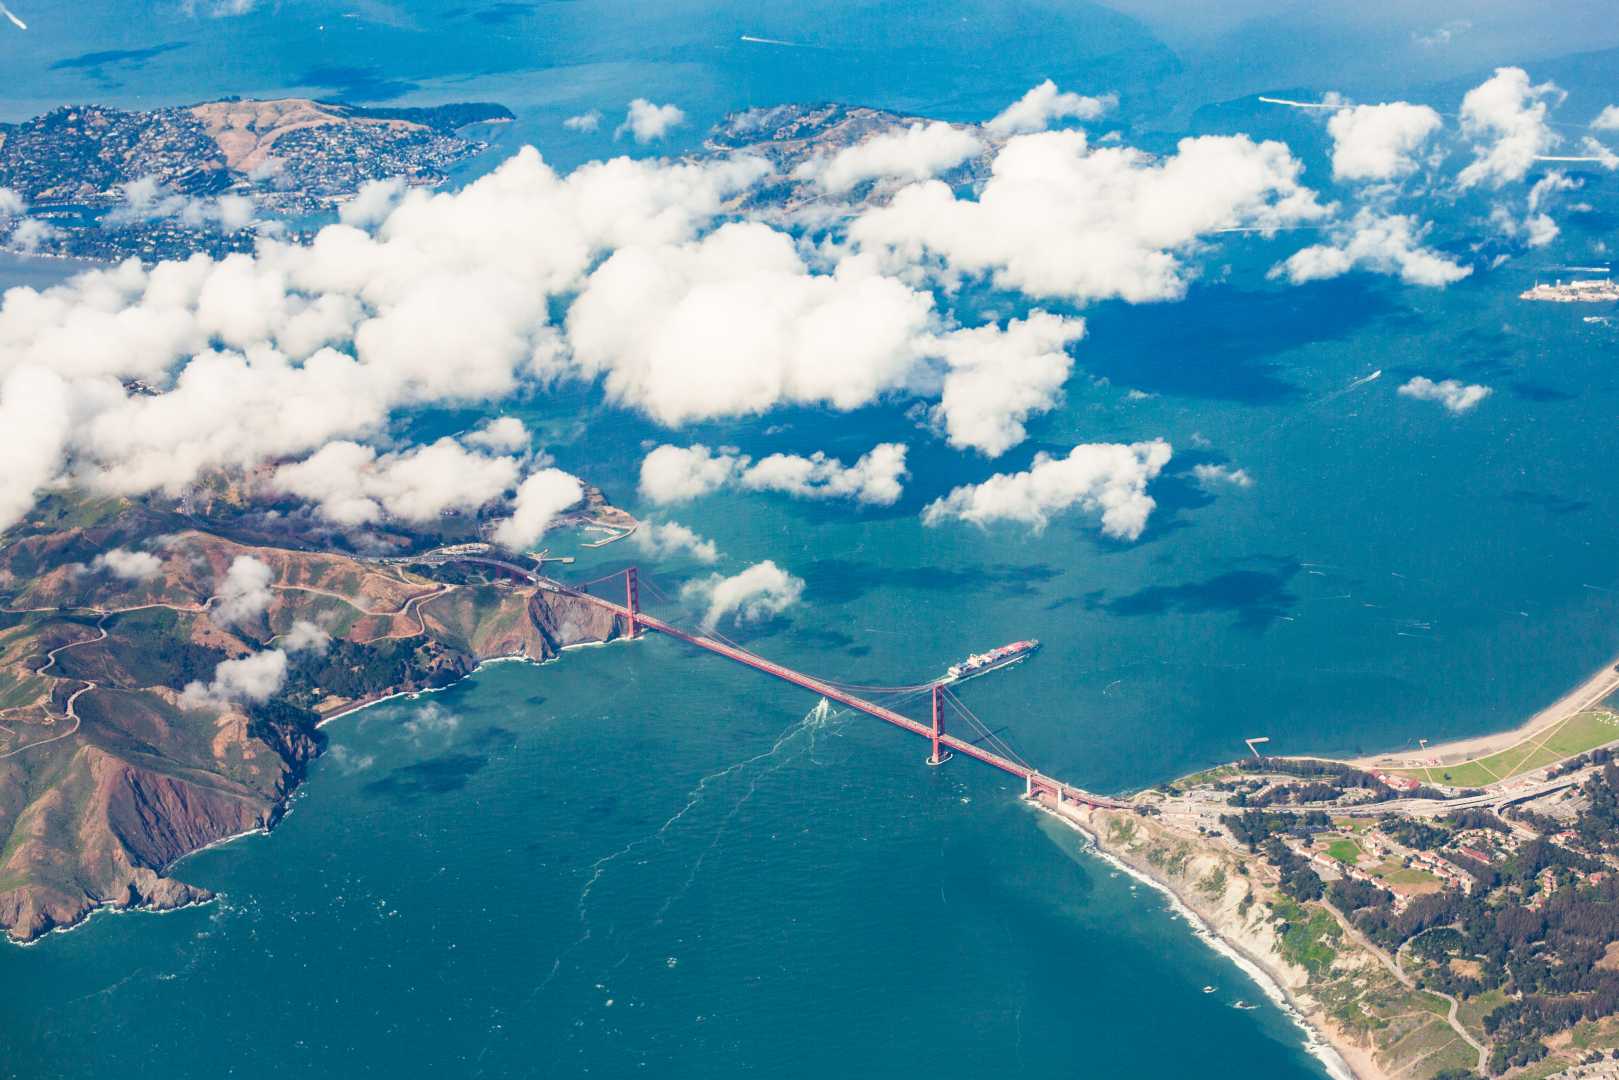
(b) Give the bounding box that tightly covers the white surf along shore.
[1032,800,1359,1080]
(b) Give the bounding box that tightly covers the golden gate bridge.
[435,555,1126,812]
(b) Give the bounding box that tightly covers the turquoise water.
[0,659,1325,1080]
[7,2,1619,1076]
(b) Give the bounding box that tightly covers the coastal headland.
[0,482,630,943]
[1049,650,1619,1080]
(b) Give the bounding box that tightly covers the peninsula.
[0,482,631,943]
[1040,653,1619,1080]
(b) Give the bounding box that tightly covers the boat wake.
[523,700,848,1017]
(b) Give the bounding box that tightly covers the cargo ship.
[943,640,1039,683]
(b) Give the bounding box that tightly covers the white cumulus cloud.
[339,178,406,229]
[1491,200,1562,250]
[681,560,804,631]
[795,121,984,194]
[639,443,743,505]
[273,438,520,527]
[1270,209,1471,287]
[0,366,73,534]
[1192,463,1253,489]
[929,311,1083,457]
[740,443,908,505]
[1456,67,1563,190]
[922,439,1172,540]
[986,80,1116,138]
[213,554,274,627]
[568,222,936,426]
[461,416,531,454]
[90,547,164,580]
[282,618,332,654]
[491,467,584,550]
[1326,101,1443,182]
[181,648,288,707]
[851,129,1329,304]
[0,147,766,526]
[1578,136,1619,172]
[616,99,685,144]
[1398,376,1491,414]
[641,442,908,506]
[106,177,256,233]
[564,110,603,133]
[629,520,720,564]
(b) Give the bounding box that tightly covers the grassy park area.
[1392,707,1619,788]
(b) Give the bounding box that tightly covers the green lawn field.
[1393,709,1619,787]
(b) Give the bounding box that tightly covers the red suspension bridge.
[436,555,1125,812]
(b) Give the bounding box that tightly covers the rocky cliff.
[1065,803,1482,1080]
[0,515,624,943]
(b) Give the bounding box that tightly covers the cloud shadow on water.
[1128,471,1215,546]
[1505,490,1589,516]
[1508,382,1576,403]
[795,559,1063,605]
[1086,564,1299,632]
[298,65,421,102]
[49,42,189,86]
[1081,279,1409,404]
[363,752,490,801]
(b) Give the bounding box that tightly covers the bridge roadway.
[431,554,1126,810]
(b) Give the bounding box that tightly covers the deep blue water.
[1,661,1327,1080]
[6,2,1619,1077]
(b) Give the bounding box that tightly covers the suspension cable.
[571,570,630,592]
[604,569,1023,760]
[941,687,1031,770]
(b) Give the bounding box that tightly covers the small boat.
[1202,986,1217,994]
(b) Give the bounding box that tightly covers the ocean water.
[7,2,1619,1076]
[0,659,1327,1080]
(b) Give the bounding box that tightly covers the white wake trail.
[531,700,843,1002]
[651,699,843,924]
[1257,95,1337,109]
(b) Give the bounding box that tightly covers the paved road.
[0,617,108,761]
[1331,770,1587,817]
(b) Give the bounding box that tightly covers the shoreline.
[1034,801,1361,1080]
[8,884,219,950]
[14,625,1607,1074]
[312,636,630,729]
[10,639,633,947]
[1349,645,1619,770]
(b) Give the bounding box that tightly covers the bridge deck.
[444,556,1123,809]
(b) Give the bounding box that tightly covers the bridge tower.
[624,566,640,638]
[927,683,951,766]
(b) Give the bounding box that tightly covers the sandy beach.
[1351,647,1619,769]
